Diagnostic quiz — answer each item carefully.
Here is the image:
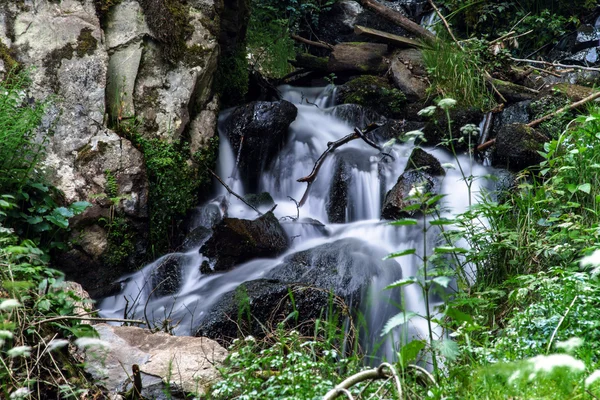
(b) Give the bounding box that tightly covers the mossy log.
[290,54,329,72]
[354,25,423,48]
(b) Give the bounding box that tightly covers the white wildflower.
[437,98,457,110]
[555,337,584,353]
[405,130,425,139]
[0,330,13,339]
[47,339,69,352]
[441,163,456,170]
[0,299,22,311]
[74,338,110,350]
[9,387,31,399]
[528,354,585,374]
[585,370,600,387]
[417,105,437,117]
[408,185,425,197]
[7,346,32,358]
[244,335,256,343]
[460,123,480,137]
[580,250,600,267]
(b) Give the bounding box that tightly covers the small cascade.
[99,85,498,362]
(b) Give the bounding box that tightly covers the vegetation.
[340,76,407,118]
[0,71,97,398]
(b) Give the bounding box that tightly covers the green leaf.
[432,276,452,288]
[566,184,577,194]
[389,218,418,226]
[429,218,456,226]
[578,183,591,194]
[53,207,74,218]
[434,246,468,254]
[26,216,43,225]
[385,277,418,290]
[70,201,92,214]
[381,311,418,336]
[28,182,49,192]
[433,338,460,361]
[398,340,426,367]
[426,194,445,206]
[383,249,416,260]
[45,214,69,229]
[444,306,474,325]
[0,199,12,208]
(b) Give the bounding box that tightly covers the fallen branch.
[33,315,146,326]
[208,168,263,216]
[297,124,389,207]
[359,0,435,41]
[428,0,460,47]
[354,25,422,48]
[323,363,402,400]
[528,89,600,128]
[476,88,600,151]
[291,34,333,50]
[512,58,600,72]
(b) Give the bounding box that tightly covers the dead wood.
[359,0,435,41]
[354,25,422,48]
[291,34,334,50]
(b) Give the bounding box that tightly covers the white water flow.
[99,85,497,361]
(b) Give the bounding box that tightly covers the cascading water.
[99,85,498,362]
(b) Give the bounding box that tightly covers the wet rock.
[492,123,548,171]
[187,203,222,231]
[327,104,386,129]
[423,107,483,150]
[281,218,329,239]
[244,192,275,209]
[381,148,445,221]
[85,324,227,399]
[196,279,334,343]
[327,155,352,224]
[181,226,212,251]
[404,147,446,176]
[150,254,184,298]
[370,119,424,142]
[390,48,428,101]
[224,101,298,192]
[200,212,289,272]
[196,238,399,344]
[494,101,531,132]
[336,75,407,119]
[558,24,600,65]
[328,42,389,74]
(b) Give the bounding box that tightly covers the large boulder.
[200,212,289,272]
[336,75,407,119]
[382,148,444,220]
[84,324,227,399]
[423,107,484,150]
[328,42,389,74]
[196,238,401,343]
[223,101,298,192]
[390,48,428,102]
[492,123,548,171]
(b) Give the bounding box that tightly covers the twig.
[208,168,263,216]
[32,315,146,326]
[428,0,460,47]
[546,295,578,354]
[323,363,403,400]
[291,34,333,50]
[512,58,600,72]
[297,124,385,207]
[527,89,600,128]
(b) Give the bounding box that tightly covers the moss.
[0,39,19,72]
[138,0,194,64]
[93,0,123,27]
[184,44,210,68]
[216,43,249,107]
[75,141,108,164]
[43,28,98,92]
[193,135,219,190]
[340,76,406,118]
[529,93,572,139]
[101,216,136,269]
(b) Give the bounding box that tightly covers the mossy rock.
[336,75,406,118]
[492,123,549,171]
[529,92,573,139]
[422,106,483,150]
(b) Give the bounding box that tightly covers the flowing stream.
[99,85,497,361]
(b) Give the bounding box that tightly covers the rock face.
[492,123,548,171]
[196,238,399,343]
[0,0,226,291]
[84,324,227,399]
[382,148,444,220]
[200,212,289,272]
[223,101,298,192]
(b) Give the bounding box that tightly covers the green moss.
[138,0,194,64]
[340,76,406,118]
[0,39,19,72]
[184,44,210,68]
[102,216,136,268]
[75,141,108,164]
[43,28,98,92]
[93,0,123,26]
[216,44,249,108]
[529,93,572,139]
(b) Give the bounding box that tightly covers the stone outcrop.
[200,212,289,272]
[84,324,227,399]
[0,0,229,291]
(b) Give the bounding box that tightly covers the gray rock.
[391,49,428,101]
[492,123,549,171]
[84,324,227,399]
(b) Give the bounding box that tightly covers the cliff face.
[0,0,245,296]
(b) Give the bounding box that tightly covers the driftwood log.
[359,0,436,41]
[297,124,392,207]
[354,25,422,48]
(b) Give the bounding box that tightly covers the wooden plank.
[354,25,423,48]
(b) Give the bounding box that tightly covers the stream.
[99,85,498,362]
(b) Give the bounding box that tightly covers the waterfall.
[99,85,497,362]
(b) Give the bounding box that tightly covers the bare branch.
[208,168,263,216]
